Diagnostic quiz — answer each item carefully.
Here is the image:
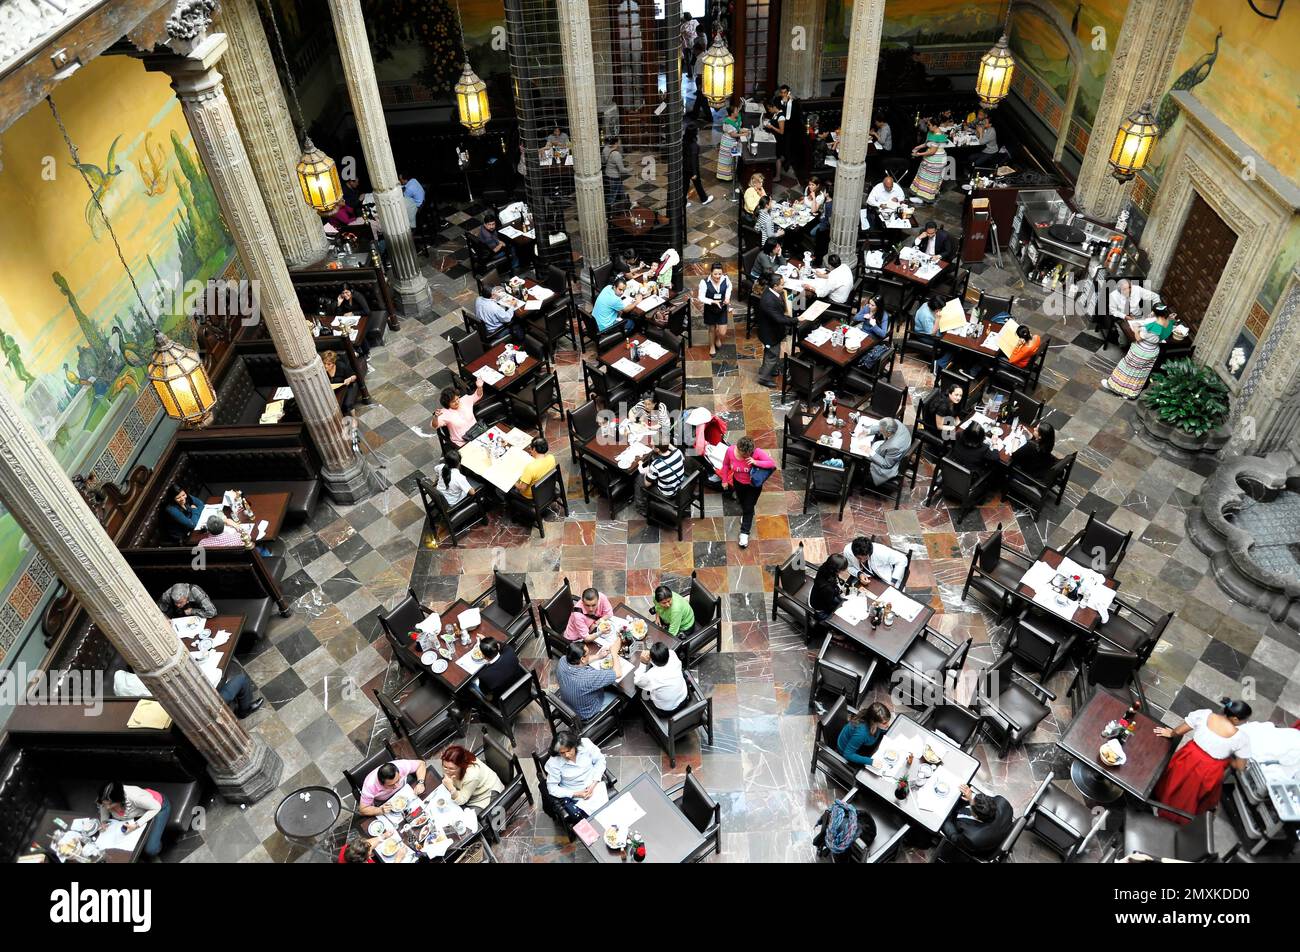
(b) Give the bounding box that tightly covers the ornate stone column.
[1073,0,1192,223]
[590,0,616,115]
[779,0,825,99]
[557,0,610,269]
[0,389,281,802]
[326,0,433,318]
[214,0,329,269]
[827,0,885,263]
[141,30,370,503]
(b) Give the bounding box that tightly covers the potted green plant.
[1137,358,1232,453]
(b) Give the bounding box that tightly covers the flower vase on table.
[894,754,915,800]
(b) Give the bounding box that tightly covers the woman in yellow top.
[742,173,767,216]
[515,435,557,498]
[439,745,504,810]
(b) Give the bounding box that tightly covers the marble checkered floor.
[168,126,1300,863]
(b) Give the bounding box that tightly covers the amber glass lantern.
[297,138,343,215]
[456,61,491,135]
[1109,102,1160,182]
[699,36,735,108]
[976,34,1015,108]
[147,332,215,427]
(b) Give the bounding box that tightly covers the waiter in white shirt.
[1108,278,1161,319]
[1103,278,1161,346]
[803,253,854,305]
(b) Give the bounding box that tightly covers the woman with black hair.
[431,448,475,506]
[809,553,850,621]
[950,422,999,475]
[1009,421,1056,476]
[97,782,169,859]
[1151,698,1253,823]
[683,124,713,206]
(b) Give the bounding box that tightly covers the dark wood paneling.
[1161,193,1237,334]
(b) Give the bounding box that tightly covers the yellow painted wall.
[0,54,233,584]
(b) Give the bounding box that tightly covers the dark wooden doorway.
[1160,192,1237,333]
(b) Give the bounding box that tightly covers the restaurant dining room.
[0,0,1297,918]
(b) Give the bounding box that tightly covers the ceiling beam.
[0,0,177,136]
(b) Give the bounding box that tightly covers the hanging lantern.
[976,34,1015,108]
[1109,101,1160,182]
[296,138,343,216]
[147,332,215,427]
[456,61,491,135]
[699,35,735,108]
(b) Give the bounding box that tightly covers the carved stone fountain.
[1187,449,1300,632]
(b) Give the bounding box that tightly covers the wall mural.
[822,0,1002,63]
[1009,5,1073,102]
[0,56,235,584]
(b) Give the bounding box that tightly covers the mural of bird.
[1156,29,1222,138]
[111,326,149,367]
[62,362,89,397]
[134,131,168,197]
[70,133,124,235]
[108,371,139,397]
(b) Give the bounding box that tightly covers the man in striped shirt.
[634,441,686,515]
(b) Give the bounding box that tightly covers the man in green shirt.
[653,585,695,637]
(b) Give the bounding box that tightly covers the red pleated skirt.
[1151,740,1228,824]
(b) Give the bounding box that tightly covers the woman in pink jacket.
[720,436,777,549]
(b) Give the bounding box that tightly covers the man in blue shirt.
[555,641,618,722]
[913,293,941,335]
[475,285,523,343]
[593,276,636,334]
[399,173,425,209]
[477,215,519,271]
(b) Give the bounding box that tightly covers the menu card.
[612,357,645,377]
[993,319,1022,357]
[936,298,967,333]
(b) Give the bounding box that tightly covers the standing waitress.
[697,261,732,356]
[1150,698,1252,824]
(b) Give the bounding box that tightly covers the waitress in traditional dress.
[697,260,732,356]
[717,104,743,183]
[1151,698,1252,824]
[1101,302,1175,399]
[909,119,948,204]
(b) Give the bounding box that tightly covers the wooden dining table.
[188,491,289,546]
[404,598,511,693]
[941,317,1004,361]
[884,256,950,286]
[582,772,707,864]
[796,320,869,370]
[604,603,681,699]
[825,578,933,665]
[464,341,541,394]
[1015,546,1119,633]
[599,337,677,384]
[173,612,245,681]
[1057,687,1176,804]
[855,713,980,834]
[28,809,147,863]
